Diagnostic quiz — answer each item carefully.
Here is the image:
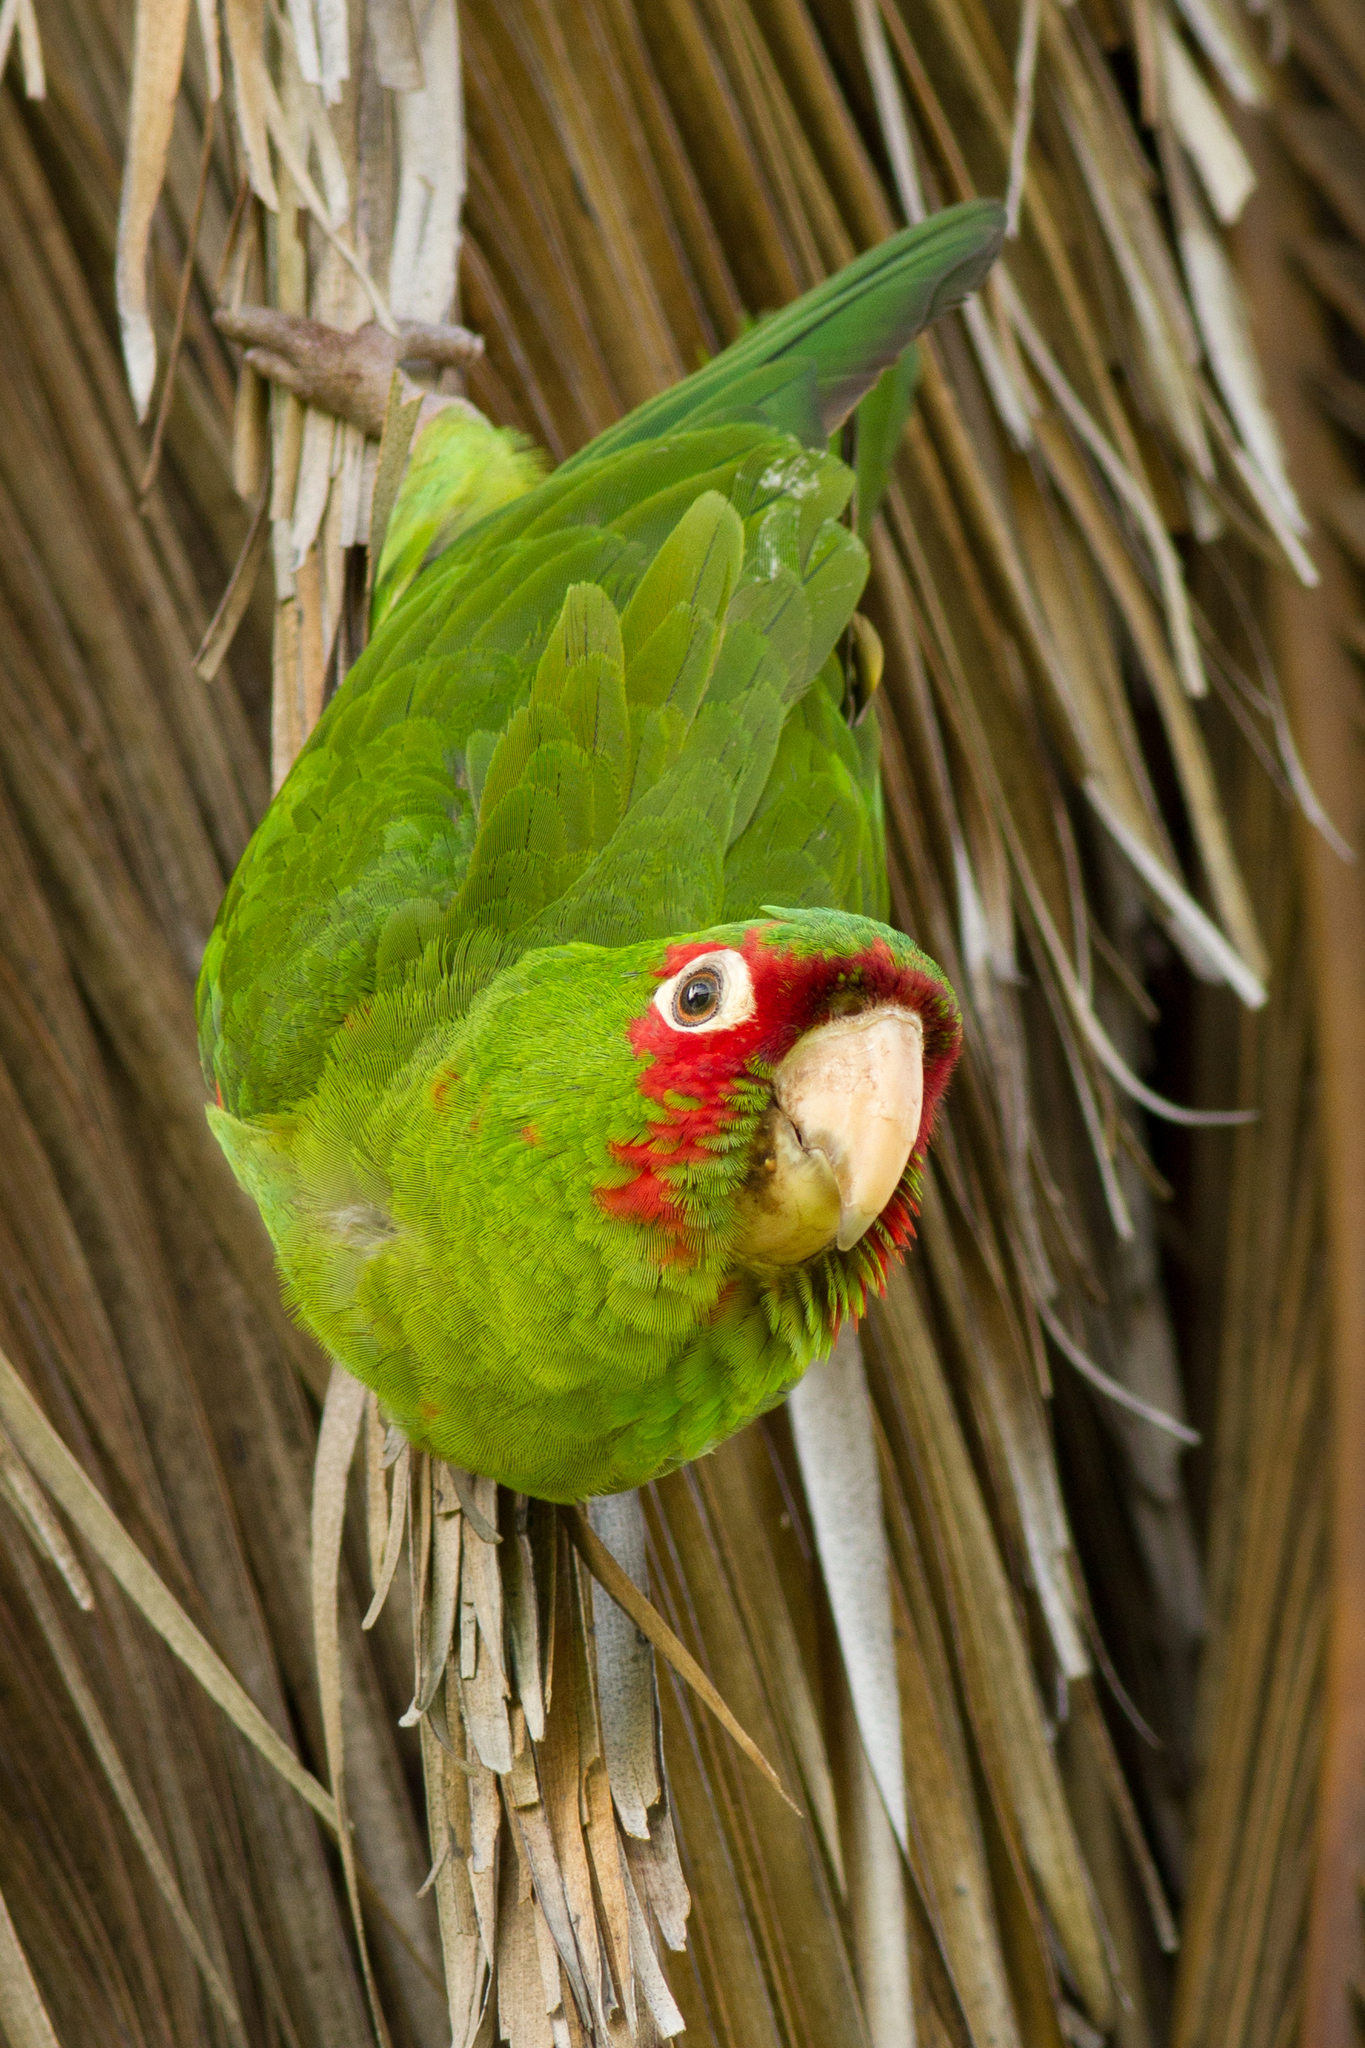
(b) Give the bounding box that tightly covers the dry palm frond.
[0,0,1347,2043]
[1168,686,1328,2048]
[1226,16,1365,2034]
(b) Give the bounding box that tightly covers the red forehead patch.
[629,925,959,1115]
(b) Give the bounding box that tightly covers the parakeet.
[199,201,1004,1500]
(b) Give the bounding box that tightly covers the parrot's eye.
[675,970,722,1022]
[653,949,756,1035]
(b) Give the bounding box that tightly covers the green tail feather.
[567,199,1005,463]
[854,342,922,535]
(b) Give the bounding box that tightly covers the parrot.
[198,200,1005,1501]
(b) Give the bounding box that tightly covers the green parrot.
[199,201,1003,1500]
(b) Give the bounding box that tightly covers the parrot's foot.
[214,306,484,440]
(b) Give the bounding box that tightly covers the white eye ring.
[653,949,756,1034]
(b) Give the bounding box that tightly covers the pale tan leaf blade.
[566,1507,801,1816]
[1158,18,1255,223]
[362,1440,409,1629]
[0,1428,93,1610]
[0,1342,339,1832]
[221,0,278,204]
[390,0,464,322]
[0,1880,60,2048]
[116,0,193,416]
[312,1363,392,2048]
[844,1709,915,2048]
[586,1491,660,1841]
[2,1519,249,2043]
[789,1326,907,1851]
[0,0,43,97]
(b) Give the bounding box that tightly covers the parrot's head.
[213,908,961,1494]
[587,910,961,1292]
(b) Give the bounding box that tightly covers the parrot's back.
[198,202,1003,1123]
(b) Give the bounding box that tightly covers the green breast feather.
[198,202,1000,1498]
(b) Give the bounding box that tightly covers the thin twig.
[1038,1300,1201,1444]
[1005,0,1041,235]
[193,481,269,682]
[853,0,925,223]
[566,1505,802,1816]
[140,99,217,499]
[212,171,251,300]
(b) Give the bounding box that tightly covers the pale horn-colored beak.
[773,1006,925,1252]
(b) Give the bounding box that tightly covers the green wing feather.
[199,202,1003,1120]
[371,407,545,628]
[566,199,1002,458]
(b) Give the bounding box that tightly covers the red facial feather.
[595,926,962,1261]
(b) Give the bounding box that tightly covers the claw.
[214,307,483,438]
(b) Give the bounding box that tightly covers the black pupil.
[678,973,720,1019]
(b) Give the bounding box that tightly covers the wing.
[370,408,545,628]
[723,654,887,924]
[562,199,1003,458]
[200,204,1005,1118]
[199,429,873,1116]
